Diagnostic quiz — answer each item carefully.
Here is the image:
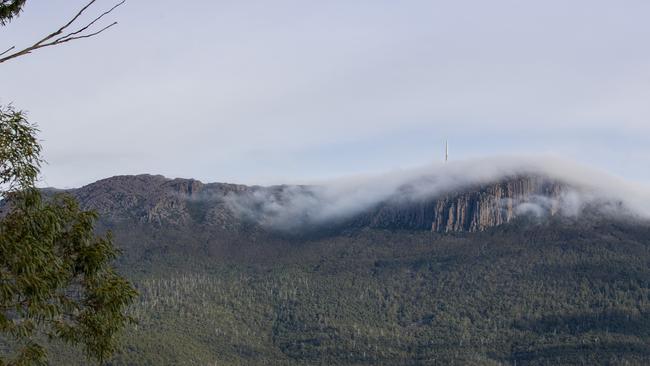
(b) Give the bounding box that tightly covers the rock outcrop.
[429,176,564,232]
[358,175,566,233]
[64,174,570,233]
[69,174,249,228]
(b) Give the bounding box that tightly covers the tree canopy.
[0,1,26,25]
[1,2,136,365]
[0,108,137,366]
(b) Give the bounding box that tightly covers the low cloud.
[223,156,650,230]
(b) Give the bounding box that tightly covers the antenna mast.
[445,140,448,162]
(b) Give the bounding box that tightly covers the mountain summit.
[40,171,650,366]
[65,173,582,234]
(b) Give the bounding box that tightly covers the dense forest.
[40,211,650,365]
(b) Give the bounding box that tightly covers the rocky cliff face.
[65,174,569,233]
[430,176,564,232]
[356,175,566,233]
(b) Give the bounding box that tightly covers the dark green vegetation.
[48,210,650,365]
[0,0,25,25]
[2,2,137,365]
[0,107,137,365]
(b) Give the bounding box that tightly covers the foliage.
[0,106,40,194]
[44,215,650,365]
[0,0,25,26]
[0,108,137,365]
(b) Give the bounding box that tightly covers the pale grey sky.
[2,0,649,188]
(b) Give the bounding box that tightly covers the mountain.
[35,173,650,365]
[68,173,569,233]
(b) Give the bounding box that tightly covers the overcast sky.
[2,0,649,188]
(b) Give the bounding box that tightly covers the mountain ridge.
[31,173,650,365]
[60,173,581,234]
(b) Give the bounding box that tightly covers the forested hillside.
[41,175,650,365]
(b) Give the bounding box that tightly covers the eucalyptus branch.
[0,0,125,64]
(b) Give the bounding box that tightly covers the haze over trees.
[0,1,136,365]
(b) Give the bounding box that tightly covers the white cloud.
[224,156,650,229]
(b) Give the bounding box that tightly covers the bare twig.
[53,1,125,43]
[51,22,118,45]
[0,45,15,57]
[32,0,99,47]
[0,0,125,64]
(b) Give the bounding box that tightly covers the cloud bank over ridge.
[224,156,650,229]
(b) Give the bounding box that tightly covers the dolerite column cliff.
[62,173,569,235]
[359,175,566,233]
[430,176,564,232]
